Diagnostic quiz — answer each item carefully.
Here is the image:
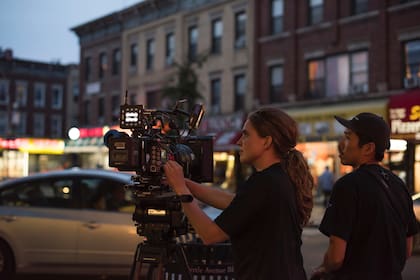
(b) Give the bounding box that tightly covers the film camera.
[104,98,213,243]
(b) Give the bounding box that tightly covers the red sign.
[388,88,420,139]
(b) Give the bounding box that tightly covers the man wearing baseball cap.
[311,112,419,280]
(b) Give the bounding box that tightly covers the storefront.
[0,137,65,178]
[285,98,388,183]
[388,88,420,194]
[64,126,113,169]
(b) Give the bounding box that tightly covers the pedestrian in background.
[311,113,419,280]
[318,166,334,207]
[164,107,314,280]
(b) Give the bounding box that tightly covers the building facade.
[0,49,67,177]
[255,0,420,192]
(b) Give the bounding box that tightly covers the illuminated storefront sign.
[0,138,65,154]
[389,89,420,140]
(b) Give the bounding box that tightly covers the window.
[146,91,159,108]
[0,179,75,208]
[16,81,27,107]
[98,97,104,122]
[112,48,121,75]
[188,26,198,61]
[211,18,223,54]
[234,74,246,111]
[0,79,9,105]
[34,83,46,108]
[33,113,45,137]
[99,52,107,79]
[404,40,420,88]
[84,100,91,125]
[84,57,91,81]
[210,78,221,114]
[0,111,8,135]
[269,65,284,103]
[111,95,120,123]
[308,0,323,25]
[271,0,284,34]
[130,43,138,67]
[307,51,368,99]
[308,59,325,99]
[80,178,132,212]
[234,11,247,49]
[51,115,62,138]
[146,38,155,70]
[51,85,63,109]
[351,0,368,15]
[350,52,368,92]
[166,32,175,66]
[14,112,27,136]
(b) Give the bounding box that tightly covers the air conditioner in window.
[403,77,420,89]
[349,83,368,94]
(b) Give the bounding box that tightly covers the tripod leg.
[130,243,145,280]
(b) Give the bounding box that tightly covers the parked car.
[0,168,143,279]
[412,192,420,253]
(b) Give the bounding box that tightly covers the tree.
[162,53,207,112]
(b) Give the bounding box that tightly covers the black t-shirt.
[319,164,419,280]
[215,163,307,280]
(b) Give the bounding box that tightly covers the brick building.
[0,49,68,177]
[255,0,420,192]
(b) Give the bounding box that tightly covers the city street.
[15,227,420,279]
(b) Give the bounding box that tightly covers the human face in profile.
[340,129,364,168]
[236,120,267,168]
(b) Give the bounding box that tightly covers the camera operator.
[164,107,314,280]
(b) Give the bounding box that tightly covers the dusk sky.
[0,0,142,64]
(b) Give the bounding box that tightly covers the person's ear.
[264,136,272,149]
[363,142,376,156]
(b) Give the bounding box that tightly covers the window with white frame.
[211,18,223,54]
[308,0,323,25]
[51,115,62,138]
[270,65,284,102]
[33,113,45,137]
[0,79,9,105]
[210,78,221,114]
[188,25,198,61]
[271,0,284,34]
[166,32,175,66]
[51,85,63,109]
[234,74,246,111]
[235,11,246,49]
[34,83,46,108]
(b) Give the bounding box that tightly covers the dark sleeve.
[215,173,268,237]
[319,176,357,241]
[406,194,419,237]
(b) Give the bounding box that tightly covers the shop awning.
[214,131,241,151]
[388,88,420,140]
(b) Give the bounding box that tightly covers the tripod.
[129,240,193,280]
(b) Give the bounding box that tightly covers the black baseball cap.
[334,112,391,152]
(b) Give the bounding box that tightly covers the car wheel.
[0,239,15,279]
